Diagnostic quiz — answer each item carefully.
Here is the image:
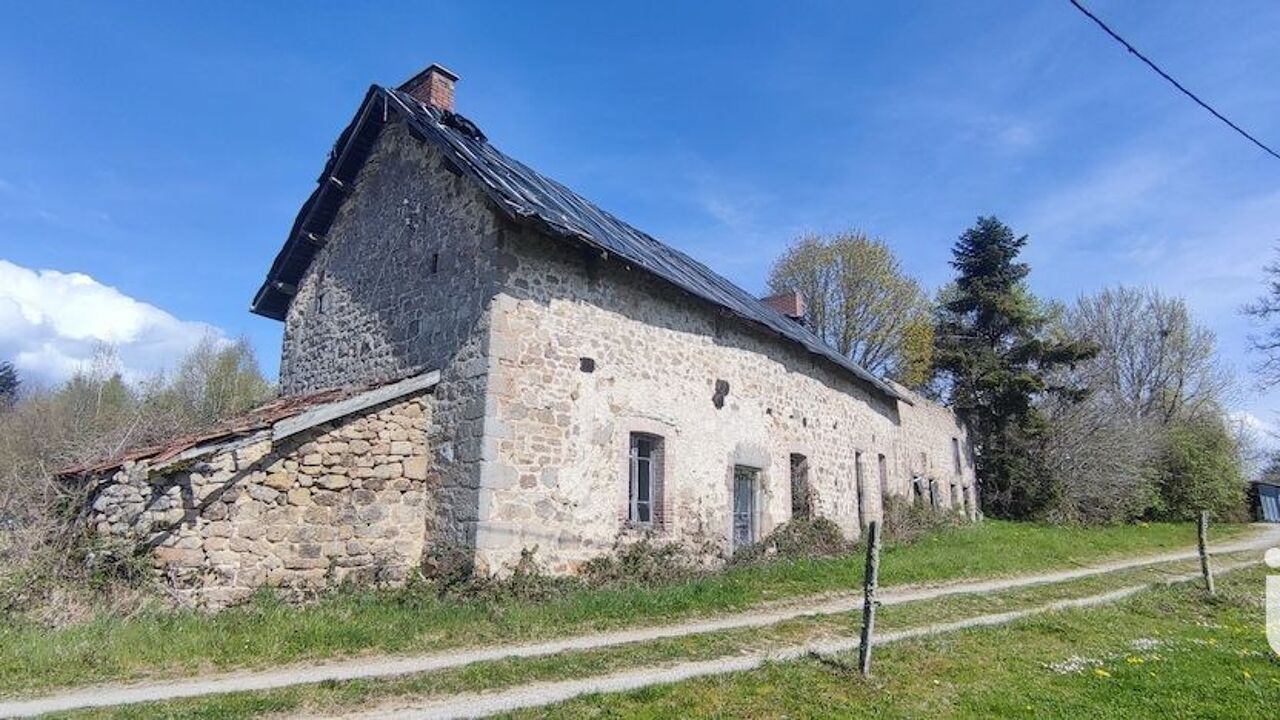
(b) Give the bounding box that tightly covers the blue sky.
[1,1,1278,434]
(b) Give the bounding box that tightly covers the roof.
[251,84,904,403]
[59,371,440,477]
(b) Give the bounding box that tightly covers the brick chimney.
[762,290,806,325]
[399,63,459,112]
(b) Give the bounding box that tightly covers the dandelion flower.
[1094,668,1111,678]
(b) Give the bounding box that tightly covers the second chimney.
[400,63,459,112]
[762,290,807,325]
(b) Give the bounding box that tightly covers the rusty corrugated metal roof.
[59,382,373,477]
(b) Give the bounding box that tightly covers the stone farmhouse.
[70,64,976,608]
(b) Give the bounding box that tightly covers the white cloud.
[0,259,226,387]
[1232,411,1277,440]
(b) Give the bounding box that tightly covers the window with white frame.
[628,433,664,525]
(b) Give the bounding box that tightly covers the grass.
[0,519,1251,696]
[507,565,1280,719]
[42,550,1265,719]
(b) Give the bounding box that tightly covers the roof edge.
[250,86,905,404]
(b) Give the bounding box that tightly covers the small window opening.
[912,476,924,505]
[877,454,889,499]
[317,291,329,314]
[579,357,596,373]
[855,452,867,529]
[952,437,963,475]
[628,433,663,525]
[790,453,811,519]
[430,251,440,274]
[712,379,730,409]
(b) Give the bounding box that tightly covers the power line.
[1067,0,1280,162]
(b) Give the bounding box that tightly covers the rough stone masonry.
[85,393,433,608]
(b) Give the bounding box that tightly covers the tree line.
[0,339,272,611]
[769,218,1261,524]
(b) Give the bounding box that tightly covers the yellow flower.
[1126,656,1144,664]
[1094,668,1111,678]
[1243,671,1252,679]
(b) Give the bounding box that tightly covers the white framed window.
[628,433,663,525]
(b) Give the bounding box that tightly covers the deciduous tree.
[768,232,932,385]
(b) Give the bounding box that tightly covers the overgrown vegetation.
[881,495,965,544]
[0,519,1247,694]
[0,339,273,622]
[1042,287,1247,523]
[37,550,1259,718]
[730,517,852,565]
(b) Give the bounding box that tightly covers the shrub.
[882,494,964,544]
[578,536,699,587]
[1151,416,1248,522]
[729,517,852,565]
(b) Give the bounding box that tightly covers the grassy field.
[0,519,1250,695]
[509,565,1278,719]
[39,551,1266,718]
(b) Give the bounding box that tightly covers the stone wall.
[84,394,433,609]
[472,229,975,573]
[279,120,502,396]
[894,382,978,517]
[279,118,498,556]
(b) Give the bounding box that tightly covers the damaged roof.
[59,372,439,478]
[251,84,904,403]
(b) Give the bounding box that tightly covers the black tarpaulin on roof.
[252,86,903,403]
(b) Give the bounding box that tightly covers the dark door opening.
[733,466,758,549]
[790,454,811,520]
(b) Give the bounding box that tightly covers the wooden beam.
[272,371,441,442]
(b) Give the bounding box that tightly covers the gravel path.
[3,525,1276,718]
[325,558,1264,720]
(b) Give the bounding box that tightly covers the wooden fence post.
[1197,510,1215,595]
[858,520,882,676]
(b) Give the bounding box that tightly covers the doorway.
[790,454,811,519]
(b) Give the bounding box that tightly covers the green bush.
[882,494,965,544]
[729,517,852,565]
[1151,416,1247,522]
[579,536,699,587]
